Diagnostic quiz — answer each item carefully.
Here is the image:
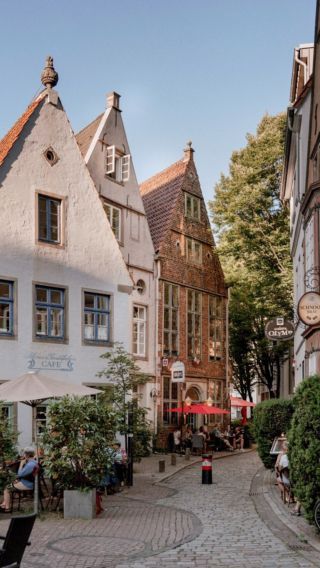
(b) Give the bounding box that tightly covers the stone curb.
[260,467,320,554]
[152,448,255,485]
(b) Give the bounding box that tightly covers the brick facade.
[141,145,228,445]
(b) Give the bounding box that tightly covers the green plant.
[98,344,152,460]
[253,398,294,468]
[42,396,117,490]
[0,404,18,493]
[288,376,320,523]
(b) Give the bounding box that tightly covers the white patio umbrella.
[0,371,102,513]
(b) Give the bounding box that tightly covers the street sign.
[264,318,294,341]
[171,361,185,383]
[298,292,320,326]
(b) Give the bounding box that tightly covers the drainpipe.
[153,256,161,436]
[294,48,308,84]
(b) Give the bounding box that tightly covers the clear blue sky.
[0,0,316,203]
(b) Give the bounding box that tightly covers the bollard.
[171,454,177,466]
[202,454,212,484]
[159,459,166,473]
[185,448,191,461]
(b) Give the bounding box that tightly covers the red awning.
[230,397,255,408]
[170,404,229,415]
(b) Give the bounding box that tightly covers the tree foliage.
[288,376,320,522]
[98,344,152,458]
[209,113,292,397]
[0,404,18,492]
[253,398,294,469]
[43,396,117,490]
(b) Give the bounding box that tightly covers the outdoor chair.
[191,434,204,455]
[0,513,36,567]
[9,465,45,513]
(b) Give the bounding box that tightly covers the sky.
[0,0,317,204]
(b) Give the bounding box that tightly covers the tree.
[42,396,117,490]
[98,344,152,459]
[288,376,320,523]
[209,113,292,398]
[0,405,17,493]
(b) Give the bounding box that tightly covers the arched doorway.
[185,386,202,430]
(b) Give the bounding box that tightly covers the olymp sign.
[264,318,294,341]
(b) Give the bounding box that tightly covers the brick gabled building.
[140,143,228,437]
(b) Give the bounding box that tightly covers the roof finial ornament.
[41,56,58,89]
[183,140,194,162]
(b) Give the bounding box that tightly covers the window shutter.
[105,146,116,174]
[121,154,131,182]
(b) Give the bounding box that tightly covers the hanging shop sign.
[298,292,320,326]
[171,361,185,383]
[264,318,294,341]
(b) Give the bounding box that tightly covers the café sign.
[298,292,320,326]
[171,361,185,383]
[265,318,294,341]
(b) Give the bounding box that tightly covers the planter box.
[64,489,96,520]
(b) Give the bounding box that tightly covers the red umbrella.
[170,404,229,415]
[230,397,255,408]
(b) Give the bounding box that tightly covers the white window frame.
[105,145,131,182]
[186,237,202,264]
[163,283,179,356]
[187,290,201,358]
[185,193,200,220]
[104,202,122,241]
[133,304,147,357]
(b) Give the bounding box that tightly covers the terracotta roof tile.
[0,93,45,167]
[76,114,103,157]
[140,159,187,252]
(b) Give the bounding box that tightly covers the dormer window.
[105,145,130,183]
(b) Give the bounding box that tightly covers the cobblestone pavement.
[0,451,318,567]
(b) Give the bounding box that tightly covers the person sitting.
[173,427,181,453]
[1,447,37,512]
[182,426,193,451]
[113,442,128,487]
[234,426,244,451]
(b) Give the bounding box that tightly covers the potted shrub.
[42,396,116,519]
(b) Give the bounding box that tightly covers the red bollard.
[202,454,212,484]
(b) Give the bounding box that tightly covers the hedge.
[253,398,294,469]
[288,375,320,523]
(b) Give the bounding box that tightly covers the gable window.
[104,203,121,241]
[209,296,224,360]
[185,193,200,220]
[163,283,179,356]
[0,280,14,336]
[84,292,111,343]
[313,143,320,182]
[38,194,61,244]
[162,376,178,425]
[187,290,201,358]
[133,305,147,357]
[35,285,65,340]
[105,145,130,183]
[186,238,202,264]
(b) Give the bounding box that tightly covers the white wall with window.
[132,305,147,357]
[104,202,121,242]
[0,84,133,448]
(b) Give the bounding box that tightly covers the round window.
[136,279,146,295]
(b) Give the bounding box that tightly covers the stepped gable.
[0,93,46,167]
[140,159,188,252]
[76,113,103,157]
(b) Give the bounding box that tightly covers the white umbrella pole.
[32,406,39,515]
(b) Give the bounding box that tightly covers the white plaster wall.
[84,103,157,402]
[0,93,133,447]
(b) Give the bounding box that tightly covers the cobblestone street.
[1,451,319,567]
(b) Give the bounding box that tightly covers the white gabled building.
[0,58,133,447]
[76,93,157,426]
[281,44,314,388]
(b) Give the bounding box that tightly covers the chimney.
[183,140,194,162]
[106,92,121,110]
